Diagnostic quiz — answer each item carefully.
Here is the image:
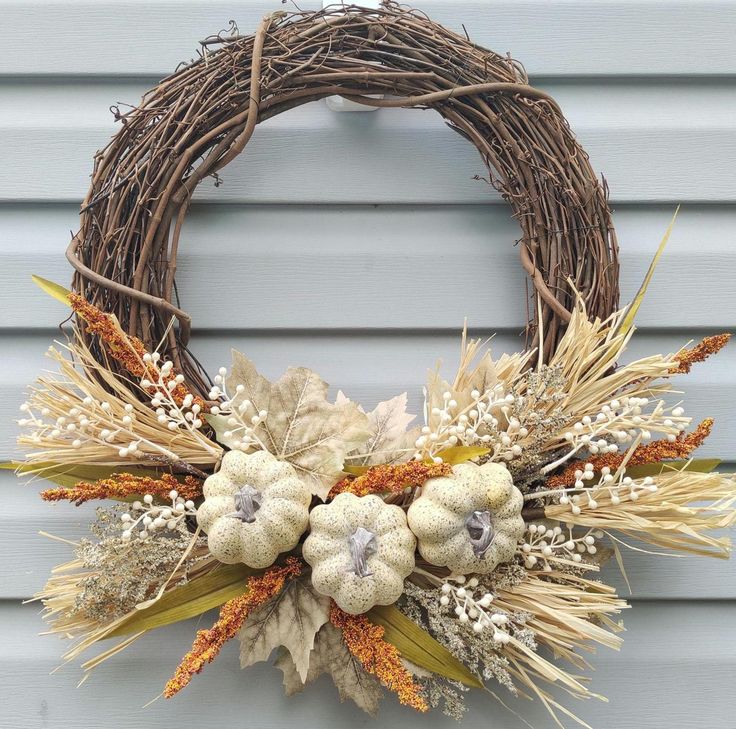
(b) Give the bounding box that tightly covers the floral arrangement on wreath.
[10,4,735,728]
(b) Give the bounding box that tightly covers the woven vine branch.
[68,2,619,396]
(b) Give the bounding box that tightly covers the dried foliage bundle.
[545,470,736,557]
[68,2,618,392]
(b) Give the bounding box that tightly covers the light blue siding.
[1,2,734,726]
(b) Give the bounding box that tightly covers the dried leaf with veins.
[239,578,330,681]
[219,352,371,497]
[274,623,384,716]
[337,391,418,465]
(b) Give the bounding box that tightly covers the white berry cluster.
[138,355,220,456]
[543,397,689,475]
[120,489,197,541]
[142,354,202,429]
[207,367,268,451]
[439,575,511,644]
[521,523,603,571]
[414,386,526,463]
[19,390,181,462]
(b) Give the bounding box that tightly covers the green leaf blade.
[625,458,721,479]
[368,604,484,689]
[5,461,167,496]
[31,275,72,306]
[106,563,255,638]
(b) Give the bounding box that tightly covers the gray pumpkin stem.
[229,484,262,523]
[465,510,495,558]
[349,526,378,578]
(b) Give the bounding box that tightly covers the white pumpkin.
[407,462,524,574]
[196,450,311,569]
[303,492,416,614]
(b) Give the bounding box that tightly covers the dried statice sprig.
[36,507,209,635]
[406,559,626,728]
[420,676,468,721]
[119,489,198,542]
[402,569,533,694]
[18,335,221,470]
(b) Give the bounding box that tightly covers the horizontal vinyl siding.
[1,2,734,727]
[3,1,735,76]
[4,601,736,727]
[2,79,736,203]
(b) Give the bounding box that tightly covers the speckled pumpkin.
[407,462,524,574]
[196,450,311,569]
[303,492,416,614]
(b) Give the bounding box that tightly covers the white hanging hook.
[323,0,383,112]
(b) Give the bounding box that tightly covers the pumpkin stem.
[349,526,378,577]
[465,510,495,558]
[229,484,262,523]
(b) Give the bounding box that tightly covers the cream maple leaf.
[274,623,384,716]
[337,391,419,466]
[239,578,330,681]
[210,351,371,498]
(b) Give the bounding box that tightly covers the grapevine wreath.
[12,3,735,727]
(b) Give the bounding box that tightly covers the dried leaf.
[347,393,418,466]
[224,352,371,497]
[274,623,384,716]
[239,578,330,681]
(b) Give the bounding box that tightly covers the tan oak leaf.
[274,623,384,716]
[222,351,371,497]
[239,578,330,681]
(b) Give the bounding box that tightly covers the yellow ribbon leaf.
[31,274,72,306]
[106,563,255,638]
[342,445,488,476]
[368,604,483,688]
[435,445,490,465]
